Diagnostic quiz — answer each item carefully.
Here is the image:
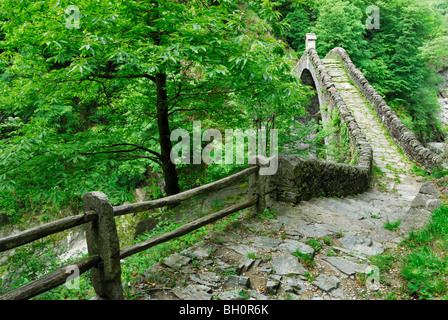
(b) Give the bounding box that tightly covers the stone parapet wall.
[325,47,443,170]
[270,154,371,203]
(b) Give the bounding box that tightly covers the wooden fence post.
[250,156,268,215]
[83,191,124,300]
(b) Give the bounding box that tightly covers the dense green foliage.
[279,0,448,142]
[0,0,311,221]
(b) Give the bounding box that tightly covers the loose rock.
[271,254,307,275]
[253,236,282,250]
[171,285,212,300]
[223,275,250,289]
[322,256,367,275]
[279,239,315,256]
[339,234,384,256]
[163,253,191,269]
[312,274,341,293]
[265,277,281,295]
[237,256,255,274]
[284,277,304,295]
[217,291,245,300]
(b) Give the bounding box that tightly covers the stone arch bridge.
[269,33,444,205]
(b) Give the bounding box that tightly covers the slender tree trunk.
[155,72,180,196]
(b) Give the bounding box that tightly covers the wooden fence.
[0,162,269,300]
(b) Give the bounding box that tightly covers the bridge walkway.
[321,58,421,200]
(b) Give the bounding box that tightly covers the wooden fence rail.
[0,255,101,300]
[0,213,97,252]
[113,166,258,216]
[0,162,268,300]
[119,196,258,260]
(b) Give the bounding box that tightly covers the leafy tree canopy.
[0,0,311,218]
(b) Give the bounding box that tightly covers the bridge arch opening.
[300,68,316,90]
[293,67,323,158]
[299,68,321,124]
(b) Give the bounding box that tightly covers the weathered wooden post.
[249,156,269,215]
[83,191,124,300]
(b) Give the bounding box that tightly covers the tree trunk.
[155,72,180,196]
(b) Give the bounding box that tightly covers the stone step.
[312,197,371,220]
[296,201,366,234]
[340,198,406,224]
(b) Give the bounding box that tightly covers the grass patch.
[303,271,317,282]
[412,163,427,177]
[306,238,323,252]
[260,207,279,220]
[371,205,448,300]
[401,246,448,298]
[292,250,315,267]
[247,252,259,260]
[370,251,397,273]
[383,220,401,231]
[320,236,332,245]
[370,212,381,219]
[399,205,448,299]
